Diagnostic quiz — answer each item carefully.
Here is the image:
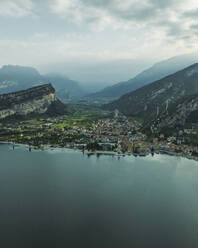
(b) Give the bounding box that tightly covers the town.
[1,111,198,160]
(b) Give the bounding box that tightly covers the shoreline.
[1,141,198,162]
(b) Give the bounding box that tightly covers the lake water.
[1,144,198,248]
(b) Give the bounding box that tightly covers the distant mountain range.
[0,84,67,122]
[86,53,198,100]
[44,73,85,101]
[0,65,84,102]
[103,63,198,126]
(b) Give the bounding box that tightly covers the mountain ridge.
[86,53,198,100]
[0,65,84,101]
[103,63,198,122]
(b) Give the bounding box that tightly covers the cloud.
[0,0,197,35]
[48,0,198,43]
[182,9,198,19]
[54,0,179,21]
[191,24,198,30]
[0,0,198,79]
[0,0,34,17]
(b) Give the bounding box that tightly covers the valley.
[1,58,198,161]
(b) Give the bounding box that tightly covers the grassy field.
[53,116,94,128]
[128,116,144,124]
[20,119,45,126]
[53,123,71,128]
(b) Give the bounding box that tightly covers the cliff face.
[157,94,198,128]
[0,84,67,121]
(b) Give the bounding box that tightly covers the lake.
[1,144,198,248]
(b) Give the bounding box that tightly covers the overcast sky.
[0,0,198,84]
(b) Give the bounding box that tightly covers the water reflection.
[1,144,198,248]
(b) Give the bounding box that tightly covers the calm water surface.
[1,144,198,248]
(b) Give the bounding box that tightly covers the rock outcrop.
[157,94,198,128]
[0,83,67,121]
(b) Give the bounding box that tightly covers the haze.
[0,0,198,85]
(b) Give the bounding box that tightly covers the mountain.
[86,53,198,100]
[40,58,150,85]
[103,63,198,121]
[0,65,42,93]
[0,84,67,122]
[0,65,84,101]
[44,73,85,101]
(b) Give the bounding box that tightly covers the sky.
[0,0,198,84]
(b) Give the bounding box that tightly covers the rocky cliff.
[0,83,67,121]
[156,94,198,129]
